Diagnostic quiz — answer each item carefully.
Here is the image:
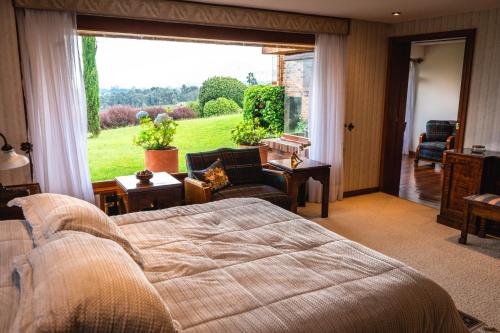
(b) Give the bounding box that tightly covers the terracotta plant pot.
[239,144,268,165]
[144,148,179,173]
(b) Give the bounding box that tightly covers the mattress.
[112,197,467,333]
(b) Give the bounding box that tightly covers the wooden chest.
[438,149,500,236]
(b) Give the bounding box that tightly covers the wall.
[343,20,390,192]
[0,1,30,185]
[392,8,500,151]
[410,42,465,150]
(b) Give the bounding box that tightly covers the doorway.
[379,30,475,204]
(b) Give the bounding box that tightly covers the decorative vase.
[144,148,179,173]
[239,144,268,165]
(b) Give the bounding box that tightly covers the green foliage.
[186,100,201,116]
[100,86,199,108]
[198,76,246,110]
[82,36,100,136]
[246,72,258,85]
[88,114,241,181]
[202,97,241,117]
[231,118,268,146]
[243,85,284,135]
[133,115,177,150]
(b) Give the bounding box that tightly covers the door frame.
[379,29,476,195]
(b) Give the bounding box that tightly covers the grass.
[88,113,241,181]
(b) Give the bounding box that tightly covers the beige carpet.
[298,193,500,329]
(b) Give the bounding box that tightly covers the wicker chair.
[184,147,292,210]
[415,120,456,165]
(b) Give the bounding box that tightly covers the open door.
[379,39,411,195]
[379,30,475,196]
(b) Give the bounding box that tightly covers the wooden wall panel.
[391,8,500,151]
[0,1,30,185]
[343,20,390,192]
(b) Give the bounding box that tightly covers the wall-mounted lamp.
[0,132,30,170]
[0,132,32,192]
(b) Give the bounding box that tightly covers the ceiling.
[188,0,500,23]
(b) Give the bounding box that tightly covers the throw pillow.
[193,159,230,192]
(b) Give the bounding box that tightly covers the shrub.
[186,100,201,116]
[231,118,268,146]
[203,97,241,117]
[134,114,178,150]
[143,106,166,121]
[243,85,285,135]
[198,76,246,111]
[99,105,137,129]
[135,110,149,120]
[170,106,197,120]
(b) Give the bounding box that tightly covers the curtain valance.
[14,0,349,35]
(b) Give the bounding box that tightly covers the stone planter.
[239,144,268,165]
[144,148,178,173]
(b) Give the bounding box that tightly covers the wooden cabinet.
[438,149,500,236]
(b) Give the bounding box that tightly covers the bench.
[459,194,500,245]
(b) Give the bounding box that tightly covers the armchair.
[415,120,456,165]
[184,148,292,210]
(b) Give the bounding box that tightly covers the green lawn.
[88,113,241,181]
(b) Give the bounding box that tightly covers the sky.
[94,37,276,88]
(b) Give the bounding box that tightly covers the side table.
[268,159,331,217]
[0,183,41,220]
[115,172,182,213]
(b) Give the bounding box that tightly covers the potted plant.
[134,113,179,173]
[231,118,269,164]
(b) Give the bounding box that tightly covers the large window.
[83,36,279,181]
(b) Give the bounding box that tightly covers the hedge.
[198,76,246,111]
[243,85,284,134]
[203,97,241,117]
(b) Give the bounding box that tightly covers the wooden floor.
[399,155,443,209]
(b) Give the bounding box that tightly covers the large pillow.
[8,193,143,265]
[11,232,177,333]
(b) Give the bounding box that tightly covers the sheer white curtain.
[403,61,417,155]
[308,33,346,202]
[18,9,94,202]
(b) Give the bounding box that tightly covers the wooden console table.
[116,172,182,213]
[269,158,330,217]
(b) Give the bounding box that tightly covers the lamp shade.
[0,149,30,171]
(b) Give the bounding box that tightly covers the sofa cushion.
[186,148,262,185]
[212,184,291,209]
[419,141,447,152]
[192,159,230,192]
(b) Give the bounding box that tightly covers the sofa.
[415,120,456,164]
[184,147,292,210]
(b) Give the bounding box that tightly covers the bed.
[1,196,467,332]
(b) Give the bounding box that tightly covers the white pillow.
[12,231,177,333]
[8,193,143,265]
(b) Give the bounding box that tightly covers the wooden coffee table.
[268,158,331,217]
[115,172,182,213]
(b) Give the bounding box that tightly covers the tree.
[246,72,258,85]
[198,76,246,110]
[82,36,101,136]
